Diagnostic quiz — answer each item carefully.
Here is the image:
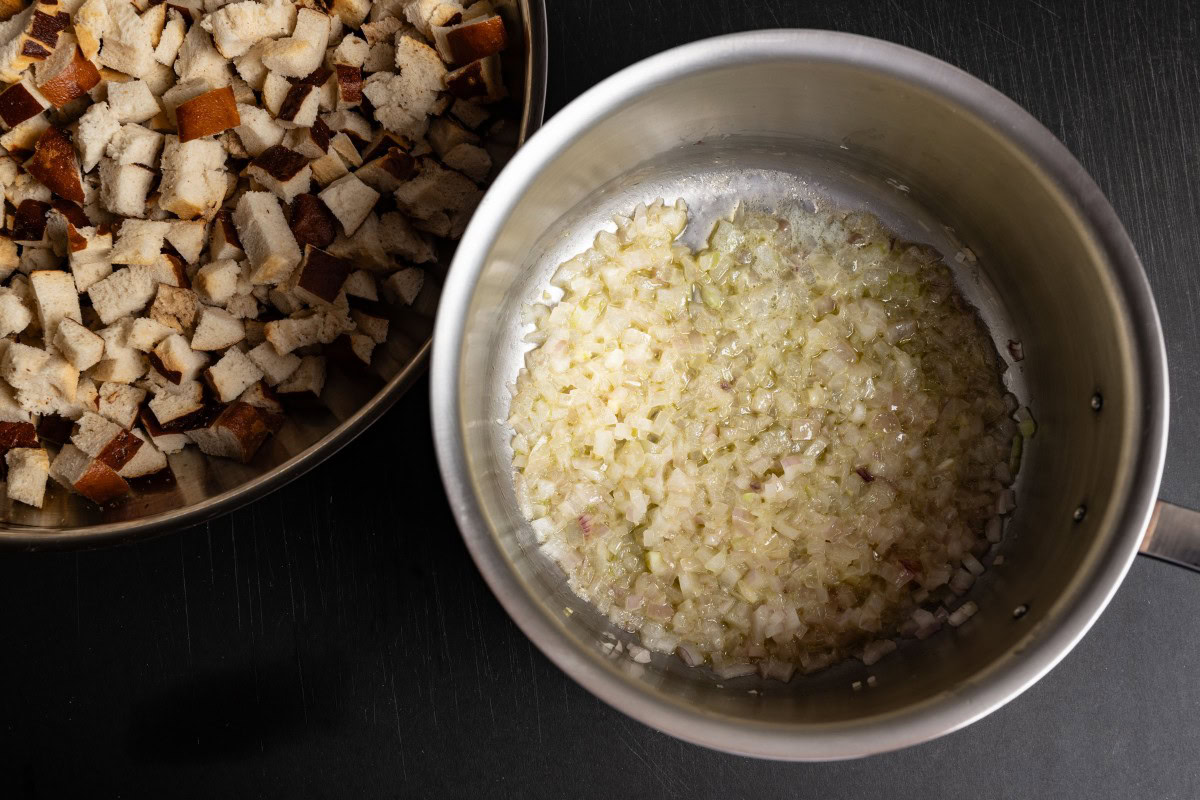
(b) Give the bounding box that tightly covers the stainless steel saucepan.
[432,30,1200,760]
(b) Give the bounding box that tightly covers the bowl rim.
[430,29,1169,760]
[0,0,549,551]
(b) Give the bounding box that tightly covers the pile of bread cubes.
[0,0,508,509]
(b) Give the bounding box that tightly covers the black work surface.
[4,1,1200,798]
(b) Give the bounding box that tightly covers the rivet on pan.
[1012,604,1029,619]
[1073,505,1087,523]
[1090,393,1103,411]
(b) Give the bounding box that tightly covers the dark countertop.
[4,1,1200,797]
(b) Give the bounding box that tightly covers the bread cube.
[290,246,350,308]
[261,8,329,78]
[318,173,378,236]
[149,284,199,334]
[233,190,301,285]
[149,332,208,383]
[107,79,159,123]
[166,219,207,263]
[208,209,244,261]
[66,224,113,292]
[109,219,170,265]
[190,305,244,350]
[97,381,146,428]
[71,411,143,469]
[98,159,155,217]
[384,267,424,306]
[246,340,300,385]
[54,317,103,370]
[176,86,240,142]
[26,125,84,203]
[6,446,48,506]
[105,123,164,166]
[87,265,156,324]
[276,353,325,395]
[200,0,295,59]
[236,379,282,412]
[92,319,150,383]
[186,400,279,462]
[247,145,310,203]
[49,442,130,503]
[0,289,32,336]
[204,346,262,402]
[114,427,166,477]
[146,378,205,425]
[194,259,240,305]
[127,316,172,351]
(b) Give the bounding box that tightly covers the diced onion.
[510,200,1020,677]
[948,601,979,627]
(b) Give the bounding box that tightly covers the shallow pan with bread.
[0,0,547,549]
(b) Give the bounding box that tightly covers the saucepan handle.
[1139,501,1200,572]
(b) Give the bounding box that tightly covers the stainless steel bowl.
[432,30,1187,759]
[0,0,547,550]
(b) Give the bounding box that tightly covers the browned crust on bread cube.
[295,245,350,305]
[66,224,88,252]
[52,196,89,227]
[138,405,166,436]
[215,208,242,248]
[202,401,282,463]
[335,64,361,104]
[21,39,51,59]
[0,421,38,477]
[309,116,332,152]
[362,130,411,160]
[444,57,503,102]
[241,380,282,412]
[295,66,332,87]
[147,351,182,384]
[0,82,46,127]
[176,86,241,142]
[36,45,100,108]
[278,83,316,123]
[72,458,130,504]
[96,428,143,470]
[0,421,38,451]
[12,199,50,241]
[380,147,416,181]
[442,15,508,64]
[252,144,307,182]
[160,252,189,287]
[36,414,72,445]
[326,332,375,373]
[29,9,69,49]
[288,193,336,251]
[143,401,219,435]
[26,125,84,203]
